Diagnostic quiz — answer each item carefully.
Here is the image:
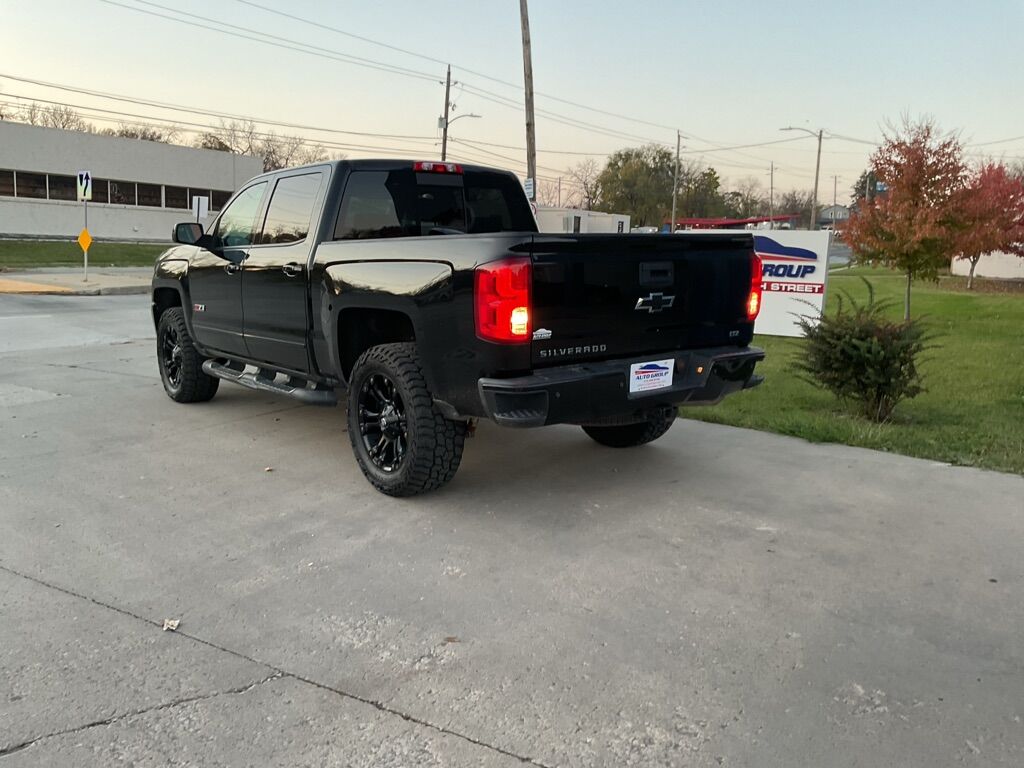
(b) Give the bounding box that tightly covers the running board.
[202,360,337,406]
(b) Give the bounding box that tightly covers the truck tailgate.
[529,233,755,366]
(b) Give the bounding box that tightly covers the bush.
[797,280,930,422]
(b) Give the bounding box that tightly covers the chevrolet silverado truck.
[152,159,764,496]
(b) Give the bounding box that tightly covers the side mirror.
[173,222,204,245]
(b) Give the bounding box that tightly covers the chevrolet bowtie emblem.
[634,292,675,313]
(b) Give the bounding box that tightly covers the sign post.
[77,171,93,282]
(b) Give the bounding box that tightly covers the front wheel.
[346,343,467,497]
[157,307,219,403]
[582,409,676,448]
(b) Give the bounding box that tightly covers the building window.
[165,185,188,209]
[0,170,13,197]
[138,183,162,207]
[49,174,77,201]
[188,189,212,211]
[110,180,137,205]
[211,189,232,211]
[16,172,47,199]
[90,179,109,204]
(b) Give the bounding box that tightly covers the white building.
[950,251,1024,280]
[535,206,630,234]
[0,121,262,241]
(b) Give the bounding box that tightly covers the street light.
[439,113,481,161]
[780,126,823,230]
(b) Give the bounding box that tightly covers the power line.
[0,72,436,142]
[0,96,438,156]
[97,0,439,83]
[232,0,682,134]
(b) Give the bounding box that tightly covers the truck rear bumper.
[478,346,764,428]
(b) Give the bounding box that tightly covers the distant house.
[818,204,850,227]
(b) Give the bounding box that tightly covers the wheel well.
[152,287,182,324]
[338,308,415,380]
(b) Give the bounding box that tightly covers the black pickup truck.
[152,159,764,496]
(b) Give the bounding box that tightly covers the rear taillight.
[475,258,531,343]
[413,161,463,174]
[747,253,763,321]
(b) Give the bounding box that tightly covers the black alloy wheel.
[345,343,466,496]
[160,323,184,391]
[155,307,219,403]
[357,373,408,473]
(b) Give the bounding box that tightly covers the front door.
[242,171,325,373]
[188,181,268,357]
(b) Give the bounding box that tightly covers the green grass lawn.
[0,239,166,269]
[684,267,1024,475]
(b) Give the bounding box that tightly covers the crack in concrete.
[42,361,156,381]
[0,673,284,758]
[0,564,552,767]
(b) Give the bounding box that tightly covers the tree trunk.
[904,269,912,321]
[967,257,979,290]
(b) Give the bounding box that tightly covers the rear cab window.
[334,168,536,240]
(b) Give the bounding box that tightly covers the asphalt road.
[1,295,1022,767]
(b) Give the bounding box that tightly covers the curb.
[0,284,149,296]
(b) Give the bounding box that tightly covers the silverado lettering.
[152,159,764,497]
[539,345,608,358]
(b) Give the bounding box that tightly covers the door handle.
[282,262,303,278]
[224,262,242,275]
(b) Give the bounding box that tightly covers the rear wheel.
[347,343,466,497]
[157,307,219,403]
[582,409,676,448]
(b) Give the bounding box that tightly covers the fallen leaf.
[162,619,180,631]
[264,467,274,473]
[443,636,461,644]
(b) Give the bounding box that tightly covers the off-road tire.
[347,343,467,497]
[157,307,219,403]
[582,409,676,448]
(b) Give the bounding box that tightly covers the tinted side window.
[213,182,267,247]
[259,173,322,244]
[335,171,403,240]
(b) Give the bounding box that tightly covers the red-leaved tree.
[845,118,967,319]
[953,163,1024,289]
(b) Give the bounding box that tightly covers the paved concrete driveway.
[1,295,1021,766]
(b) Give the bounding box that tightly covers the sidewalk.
[0,267,151,295]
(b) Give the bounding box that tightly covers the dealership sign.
[696,230,831,337]
[752,231,831,337]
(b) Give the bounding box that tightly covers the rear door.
[529,233,754,366]
[188,181,268,357]
[241,171,325,372]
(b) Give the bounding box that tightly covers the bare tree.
[20,103,92,132]
[537,179,561,207]
[104,122,180,143]
[195,120,328,172]
[726,176,768,218]
[568,158,602,209]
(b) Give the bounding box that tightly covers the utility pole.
[557,177,561,207]
[440,65,452,162]
[670,130,680,233]
[519,0,537,201]
[769,162,774,230]
[811,128,823,230]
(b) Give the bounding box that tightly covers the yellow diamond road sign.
[77,228,93,253]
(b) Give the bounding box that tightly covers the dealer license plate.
[629,359,674,394]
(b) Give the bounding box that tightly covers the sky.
[2,0,1023,203]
